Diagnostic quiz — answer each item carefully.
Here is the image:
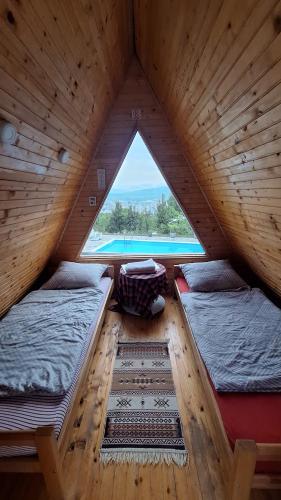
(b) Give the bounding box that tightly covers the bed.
[0,265,114,500]
[174,266,281,500]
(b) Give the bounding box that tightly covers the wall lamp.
[58,148,69,163]
[0,120,17,144]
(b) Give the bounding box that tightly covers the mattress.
[0,277,112,458]
[180,287,281,392]
[176,277,281,474]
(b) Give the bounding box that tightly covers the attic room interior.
[0,0,281,499]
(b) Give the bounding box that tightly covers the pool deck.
[82,233,201,254]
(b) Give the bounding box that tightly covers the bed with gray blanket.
[0,277,112,458]
[180,288,281,392]
[0,286,105,397]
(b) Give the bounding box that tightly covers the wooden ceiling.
[0,0,132,315]
[55,59,228,278]
[135,0,281,297]
[1,0,281,315]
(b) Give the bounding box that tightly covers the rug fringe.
[100,448,188,467]
[117,340,170,345]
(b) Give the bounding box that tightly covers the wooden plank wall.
[55,59,229,276]
[134,0,281,297]
[0,0,133,316]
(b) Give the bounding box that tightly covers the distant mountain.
[102,185,172,212]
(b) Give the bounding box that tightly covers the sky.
[112,132,167,191]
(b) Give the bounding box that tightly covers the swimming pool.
[90,239,205,254]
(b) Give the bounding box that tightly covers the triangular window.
[81,132,204,255]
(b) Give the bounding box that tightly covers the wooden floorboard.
[0,297,280,500]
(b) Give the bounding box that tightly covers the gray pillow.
[179,260,249,292]
[42,261,108,289]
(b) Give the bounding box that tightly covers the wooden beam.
[229,440,257,500]
[256,443,281,461]
[35,427,65,500]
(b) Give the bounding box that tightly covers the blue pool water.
[93,239,205,254]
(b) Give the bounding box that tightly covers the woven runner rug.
[100,341,188,466]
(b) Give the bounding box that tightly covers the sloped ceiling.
[55,59,228,269]
[1,0,281,316]
[0,0,133,315]
[135,0,281,297]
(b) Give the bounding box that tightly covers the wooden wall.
[55,59,228,276]
[0,0,133,316]
[3,0,279,309]
[135,0,281,297]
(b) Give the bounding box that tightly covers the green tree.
[93,194,196,238]
[107,201,125,233]
[156,196,171,234]
[166,195,194,236]
[125,205,139,232]
[167,195,181,213]
[138,208,154,234]
[94,212,110,233]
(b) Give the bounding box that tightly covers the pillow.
[179,260,249,292]
[42,261,108,289]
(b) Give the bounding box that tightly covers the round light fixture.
[58,148,69,163]
[0,120,17,144]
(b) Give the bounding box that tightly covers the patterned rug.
[100,341,188,466]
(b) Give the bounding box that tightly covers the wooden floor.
[0,297,280,500]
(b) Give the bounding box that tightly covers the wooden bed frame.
[0,266,114,500]
[174,265,281,500]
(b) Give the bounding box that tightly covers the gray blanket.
[0,287,103,396]
[181,288,281,392]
